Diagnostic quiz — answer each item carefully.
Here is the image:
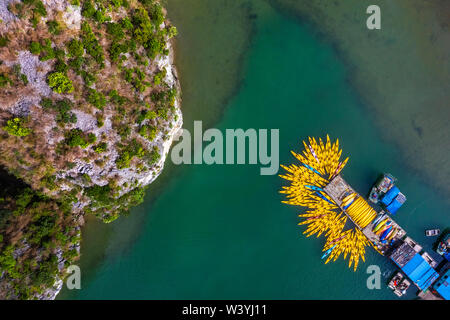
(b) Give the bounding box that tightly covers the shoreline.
[53,30,183,301]
[57,0,258,299]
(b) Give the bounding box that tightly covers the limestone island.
[0,0,182,299]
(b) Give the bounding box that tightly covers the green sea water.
[59,1,449,299]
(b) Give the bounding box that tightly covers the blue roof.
[434,269,450,300]
[399,253,439,291]
[386,199,403,214]
[381,186,400,206]
[401,254,422,274]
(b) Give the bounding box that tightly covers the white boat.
[425,229,440,237]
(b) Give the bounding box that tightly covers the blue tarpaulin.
[387,199,403,214]
[395,253,439,291]
[434,269,450,300]
[401,254,423,274]
[382,186,400,206]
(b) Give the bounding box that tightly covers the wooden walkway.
[323,175,444,300]
[323,175,355,206]
[324,175,406,254]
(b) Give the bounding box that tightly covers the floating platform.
[280,136,447,299]
[388,271,411,297]
[362,216,406,256]
[324,175,406,249]
[323,175,356,208]
[390,242,439,292]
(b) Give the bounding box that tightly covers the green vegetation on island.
[0,0,180,299]
[0,170,80,299]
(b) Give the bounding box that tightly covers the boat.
[371,212,386,227]
[425,229,440,237]
[388,272,410,297]
[387,228,398,241]
[395,278,411,297]
[373,218,389,233]
[369,173,396,204]
[321,245,337,259]
[380,226,393,241]
[383,227,396,241]
[374,220,392,235]
[436,233,450,256]
[388,272,403,290]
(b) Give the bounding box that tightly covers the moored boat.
[321,245,337,260]
[388,272,410,297]
[436,233,449,257]
[425,229,440,237]
[388,272,403,290]
[369,173,396,204]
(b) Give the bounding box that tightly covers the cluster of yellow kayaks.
[342,193,377,229]
[280,135,374,271]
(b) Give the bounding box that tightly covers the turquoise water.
[60,2,449,299]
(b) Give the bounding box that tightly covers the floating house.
[381,186,406,214]
[280,135,447,299]
[433,269,450,300]
[390,242,439,292]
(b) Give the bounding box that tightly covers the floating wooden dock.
[323,175,361,229]
[324,175,406,251]
[323,175,356,207]
[280,136,447,299]
[324,175,446,299]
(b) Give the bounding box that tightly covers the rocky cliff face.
[0,0,182,299]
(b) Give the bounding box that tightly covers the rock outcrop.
[0,0,182,299]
